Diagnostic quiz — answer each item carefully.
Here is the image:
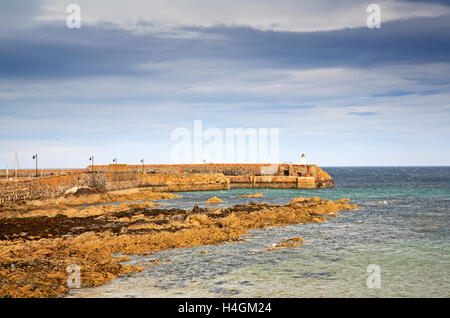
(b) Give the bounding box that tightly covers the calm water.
[69,167,450,298]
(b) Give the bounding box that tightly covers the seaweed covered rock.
[204,196,223,204]
[237,193,263,198]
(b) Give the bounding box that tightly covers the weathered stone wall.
[297,177,316,189]
[91,163,315,177]
[0,173,92,204]
[313,166,335,188]
[0,172,230,204]
[138,173,230,192]
[92,163,277,176]
[229,176,316,189]
[99,172,230,192]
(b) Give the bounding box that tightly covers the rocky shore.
[0,190,359,298]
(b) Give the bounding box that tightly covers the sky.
[0,0,449,168]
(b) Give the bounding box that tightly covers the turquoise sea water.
[69,167,450,298]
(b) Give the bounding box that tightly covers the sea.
[68,167,450,298]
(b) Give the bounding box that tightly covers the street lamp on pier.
[89,156,94,172]
[32,154,38,178]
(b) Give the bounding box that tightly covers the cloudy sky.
[0,0,449,168]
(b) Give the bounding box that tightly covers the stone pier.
[0,163,334,204]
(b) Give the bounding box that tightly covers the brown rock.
[237,193,263,198]
[204,196,223,203]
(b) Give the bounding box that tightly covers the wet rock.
[204,196,223,204]
[289,196,323,205]
[289,197,309,205]
[236,193,263,198]
[266,236,303,250]
[191,205,209,214]
[312,216,327,223]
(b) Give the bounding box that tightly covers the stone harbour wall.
[0,164,334,204]
[0,172,230,204]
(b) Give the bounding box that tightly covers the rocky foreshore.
[0,191,359,298]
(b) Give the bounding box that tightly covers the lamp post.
[32,154,38,177]
[89,156,94,172]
